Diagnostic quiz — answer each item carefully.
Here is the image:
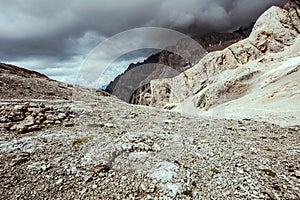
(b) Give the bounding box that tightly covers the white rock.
[92,184,97,189]
[144,4,300,127]
[84,174,93,182]
[164,119,174,124]
[28,102,38,107]
[56,179,63,185]
[14,105,24,110]
[23,115,35,126]
[71,166,77,175]
[120,143,133,152]
[104,123,115,128]
[160,183,182,197]
[237,168,244,174]
[46,115,56,121]
[10,123,25,131]
[41,164,51,171]
[150,161,178,181]
[152,143,161,151]
[57,113,66,120]
[140,182,147,191]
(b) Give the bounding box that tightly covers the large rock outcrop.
[105,25,253,104]
[148,1,300,126]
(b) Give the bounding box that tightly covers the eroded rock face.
[105,26,253,105]
[282,0,300,32]
[249,5,299,53]
[148,3,300,111]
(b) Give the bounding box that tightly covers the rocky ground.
[1,1,299,199]
[0,94,299,199]
[0,100,75,133]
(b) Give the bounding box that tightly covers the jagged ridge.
[148,2,300,126]
[105,25,253,104]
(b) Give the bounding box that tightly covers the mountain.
[0,62,109,100]
[193,23,254,52]
[0,62,73,100]
[147,0,300,126]
[0,62,110,133]
[105,52,161,102]
[105,25,254,104]
[1,1,300,199]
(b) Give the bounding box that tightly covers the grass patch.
[72,135,96,146]
[260,169,276,177]
[261,146,273,151]
[211,168,220,174]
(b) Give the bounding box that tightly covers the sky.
[0,0,285,87]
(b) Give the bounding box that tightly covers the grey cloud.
[0,0,285,84]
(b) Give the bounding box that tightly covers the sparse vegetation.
[260,169,276,177]
[72,135,96,146]
[261,146,273,151]
[211,168,220,174]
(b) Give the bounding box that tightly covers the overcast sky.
[0,0,285,86]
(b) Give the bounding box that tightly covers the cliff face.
[193,24,254,52]
[105,25,253,104]
[104,53,161,103]
[148,1,300,126]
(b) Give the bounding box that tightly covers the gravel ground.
[0,95,299,199]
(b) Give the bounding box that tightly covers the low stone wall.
[0,102,75,133]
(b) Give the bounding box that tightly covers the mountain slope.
[1,63,300,199]
[0,63,109,100]
[1,62,300,199]
[105,25,253,104]
[0,63,73,100]
[148,1,300,127]
[1,1,300,199]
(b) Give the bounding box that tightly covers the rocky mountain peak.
[282,0,300,9]
[147,1,300,126]
[105,25,254,104]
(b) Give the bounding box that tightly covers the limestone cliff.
[148,1,300,126]
[105,26,253,104]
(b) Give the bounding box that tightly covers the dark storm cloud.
[0,0,285,84]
